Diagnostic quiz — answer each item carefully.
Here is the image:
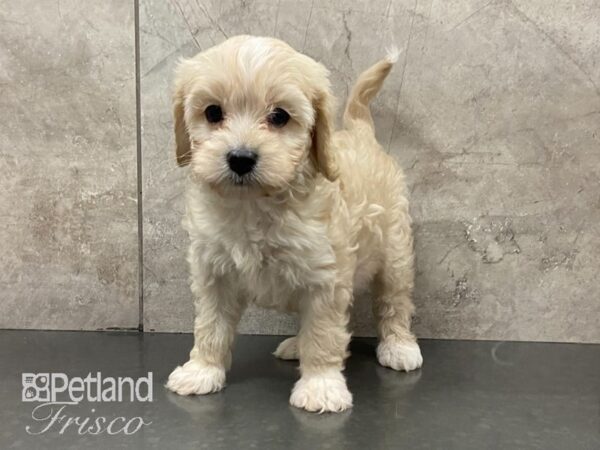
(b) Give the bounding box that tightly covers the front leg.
[289,283,353,413]
[166,271,244,396]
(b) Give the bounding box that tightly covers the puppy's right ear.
[173,72,192,167]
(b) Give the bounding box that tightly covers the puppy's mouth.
[229,173,256,186]
[208,172,273,199]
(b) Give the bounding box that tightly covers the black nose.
[227,148,257,176]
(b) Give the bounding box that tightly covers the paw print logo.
[22,373,50,402]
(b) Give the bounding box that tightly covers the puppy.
[165,35,422,413]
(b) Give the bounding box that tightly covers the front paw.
[377,338,423,372]
[165,360,225,395]
[289,370,353,413]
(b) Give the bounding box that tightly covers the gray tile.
[399,0,600,342]
[140,0,600,342]
[1,330,599,449]
[0,0,138,330]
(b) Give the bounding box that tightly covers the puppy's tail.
[343,47,399,131]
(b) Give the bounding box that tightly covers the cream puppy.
[165,35,422,413]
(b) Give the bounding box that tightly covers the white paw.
[273,336,298,360]
[289,370,353,413]
[377,339,423,372]
[165,360,225,395]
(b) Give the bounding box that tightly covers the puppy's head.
[173,36,337,195]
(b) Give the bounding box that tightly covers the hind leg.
[273,336,298,360]
[373,224,422,371]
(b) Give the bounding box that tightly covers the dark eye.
[205,104,223,123]
[267,108,290,128]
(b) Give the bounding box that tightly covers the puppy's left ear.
[311,87,339,181]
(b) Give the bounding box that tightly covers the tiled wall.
[0,0,138,330]
[2,0,599,342]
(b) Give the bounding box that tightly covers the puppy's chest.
[200,213,334,304]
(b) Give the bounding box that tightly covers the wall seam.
[134,0,144,332]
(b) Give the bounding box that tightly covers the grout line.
[134,0,144,332]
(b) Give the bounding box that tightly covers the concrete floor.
[0,331,598,449]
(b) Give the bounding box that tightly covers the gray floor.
[1,331,598,449]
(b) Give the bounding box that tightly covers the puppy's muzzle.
[227,148,258,176]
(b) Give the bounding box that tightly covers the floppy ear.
[311,87,338,181]
[173,79,192,167]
